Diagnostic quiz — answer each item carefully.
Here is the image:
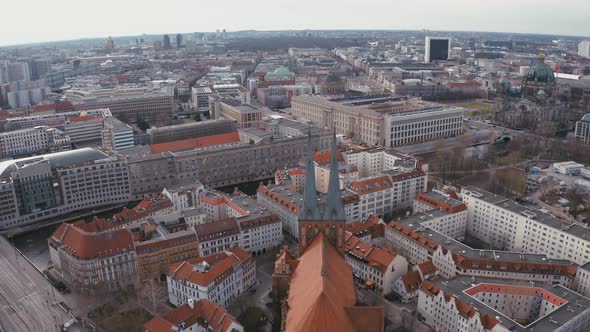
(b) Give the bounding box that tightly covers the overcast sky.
[2,0,589,46]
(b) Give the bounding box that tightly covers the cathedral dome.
[523,52,555,84]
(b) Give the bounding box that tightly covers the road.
[227,247,277,318]
[0,235,73,332]
[357,288,431,332]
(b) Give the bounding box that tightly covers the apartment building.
[341,148,425,178]
[348,170,428,220]
[144,299,244,332]
[343,232,408,294]
[0,126,70,158]
[291,94,464,146]
[48,222,138,294]
[0,148,131,229]
[461,186,590,265]
[166,246,256,308]
[386,214,578,288]
[194,218,241,257]
[135,225,199,282]
[393,260,438,302]
[418,276,590,332]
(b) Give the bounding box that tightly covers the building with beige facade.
[291,94,464,147]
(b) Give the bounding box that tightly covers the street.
[0,235,74,332]
[227,247,278,319]
[357,288,431,332]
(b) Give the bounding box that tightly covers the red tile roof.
[349,176,393,195]
[167,246,252,287]
[151,132,240,153]
[344,233,396,273]
[48,223,135,260]
[284,232,383,332]
[417,260,437,277]
[313,150,343,165]
[144,299,242,332]
[401,270,422,293]
[345,215,385,240]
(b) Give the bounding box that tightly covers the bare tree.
[140,279,167,315]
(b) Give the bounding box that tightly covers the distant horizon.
[1,28,589,49]
[1,0,589,47]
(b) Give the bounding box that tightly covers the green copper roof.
[268,66,292,76]
[523,55,555,84]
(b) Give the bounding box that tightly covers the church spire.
[324,128,346,221]
[299,126,321,220]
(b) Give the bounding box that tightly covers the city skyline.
[1,0,589,46]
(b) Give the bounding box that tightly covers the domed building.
[522,52,556,98]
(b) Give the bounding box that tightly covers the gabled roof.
[144,299,242,332]
[285,232,383,332]
[349,176,393,195]
[401,270,422,293]
[167,246,251,287]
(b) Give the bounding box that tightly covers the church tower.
[298,129,346,253]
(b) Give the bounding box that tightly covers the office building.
[575,114,590,144]
[67,88,174,126]
[578,40,590,58]
[176,34,182,49]
[418,276,590,332]
[0,126,71,158]
[144,299,244,332]
[64,113,106,145]
[0,148,131,230]
[3,108,109,132]
[163,35,171,49]
[210,98,262,128]
[48,221,138,294]
[125,124,330,197]
[166,246,256,308]
[102,117,134,151]
[291,95,464,146]
[424,37,451,63]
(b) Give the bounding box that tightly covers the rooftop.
[144,299,241,332]
[425,276,590,332]
[462,186,590,241]
[167,246,251,287]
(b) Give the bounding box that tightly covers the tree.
[139,279,167,315]
[136,116,151,131]
[194,113,202,122]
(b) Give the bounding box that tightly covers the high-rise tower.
[298,128,346,252]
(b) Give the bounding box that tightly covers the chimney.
[188,298,194,309]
